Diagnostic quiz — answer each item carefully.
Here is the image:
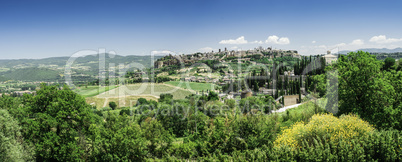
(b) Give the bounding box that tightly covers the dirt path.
[103,98,109,108]
[161,83,196,93]
[272,103,303,113]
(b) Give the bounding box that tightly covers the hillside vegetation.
[0,54,163,82]
[2,67,60,81]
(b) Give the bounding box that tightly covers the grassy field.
[96,83,193,99]
[165,81,218,91]
[279,98,328,116]
[85,83,194,109]
[74,85,119,97]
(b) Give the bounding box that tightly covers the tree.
[224,99,236,109]
[207,91,219,101]
[159,93,173,103]
[109,101,117,110]
[22,84,95,161]
[383,57,395,71]
[136,98,148,106]
[336,51,402,129]
[397,60,402,71]
[89,112,147,161]
[0,110,35,161]
[141,118,173,158]
[239,96,264,114]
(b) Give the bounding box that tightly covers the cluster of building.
[323,51,338,64]
[182,76,219,83]
[0,90,36,97]
[154,46,301,69]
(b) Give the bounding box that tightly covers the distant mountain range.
[339,48,402,54]
[0,54,163,82]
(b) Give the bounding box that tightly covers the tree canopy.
[22,84,95,161]
[336,51,402,129]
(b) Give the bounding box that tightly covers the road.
[272,103,303,113]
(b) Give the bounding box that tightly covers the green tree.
[0,110,35,161]
[22,84,95,161]
[136,98,148,106]
[89,112,147,161]
[141,118,174,158]
[109,101,117,110]
[224,99,236,109]
[207,91,219,101]
[336,51,401,129]
[397,60,402,71]
[239,96,264,114]
[383,57,395,71]
[311,74,326,97]
[159,93,173,103]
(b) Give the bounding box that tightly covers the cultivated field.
[164,81,218,91]
[97,83,193,99]
[73,85,119,97]
[87,83,194,108]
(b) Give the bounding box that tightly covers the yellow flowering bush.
[274,114,375,149]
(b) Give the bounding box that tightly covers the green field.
[74,85,119,97]
[165,81,218,91]
[82,83,195,109]
[96,83,194,99]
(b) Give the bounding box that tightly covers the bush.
[141,118,174,158]
[207,91,219,101]
[136,98,148,106]
[101,107,112,111]
[239,96,264,114]
[92,108,103,116]
[274,114,375,149]
[224,99,236,109]
[109,101,117,110]
[159,93,173,103]
[168,140,197,159]
[227,130,402,161]
[120,108,134,116]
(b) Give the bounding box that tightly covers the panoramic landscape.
[1,0,402,161]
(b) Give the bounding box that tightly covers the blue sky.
[1,0,402,59]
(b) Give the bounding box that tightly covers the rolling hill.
[2,67,61,81]
[0,54,163,82]
[340,48,402,54]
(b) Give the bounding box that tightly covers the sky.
[1,0,402,59]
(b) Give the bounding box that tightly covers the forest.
[1,51,402,161]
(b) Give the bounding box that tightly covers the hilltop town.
[155,46,300,68]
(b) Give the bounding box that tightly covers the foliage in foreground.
[274,114,375,149]
[0,77,402,161]
[0,110,35,162]
[335,51,402,129]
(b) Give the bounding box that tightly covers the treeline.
[372,52,402,60]
[293,55,326,75]
[87,75,173,86]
